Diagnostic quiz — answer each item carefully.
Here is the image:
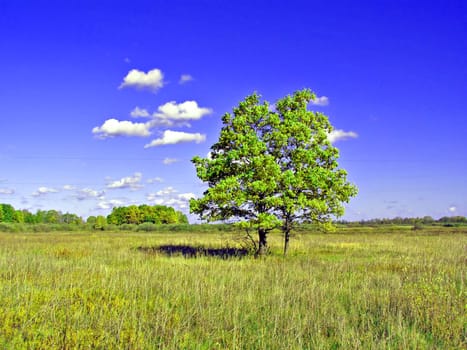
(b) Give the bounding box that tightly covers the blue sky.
[0,0,466,221]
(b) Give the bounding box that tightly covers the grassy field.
[0,226,465,349]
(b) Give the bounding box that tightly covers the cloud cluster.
[155,100,212,122]
[93,102,210,142]
[310,96,329,106]
[93,68,210,148]
[32,185,109,203]
[32,187,59,197]
[107,172,143,190]
[328,129,358,143]
[144,130,206,148]
[119,68,164,92]
[129,100,212,127]
[147,177,164,184]
[24,172,197,218]
[130,107,151,118]
[75,188,105,201]
[97,199,125,210]
[0,188,15,195]
[92,119,152,138]
[147,186,196,209]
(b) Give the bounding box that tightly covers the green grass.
[0,227,465,349]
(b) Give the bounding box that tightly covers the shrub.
[0,223,21,233]
[136,223,158,232]
[118,224,137,231]
[31,224,51,232]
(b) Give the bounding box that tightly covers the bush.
[0,223,22,233]
[119,224,137,231]
[136,223,158,232]
[167,224,193,232]
[31,224,51,232]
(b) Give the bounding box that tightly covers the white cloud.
[75,188,105,201]
[97,199,125,210]
[163,157,179,165]
[147,177,164,184]
[165,199,189,209]
[178,192,196,201]
[152,186,177,197]
[155,100,212,122]
[310,96,329,106]
[328,129,358,143]
[147,187,196,209]
[0,188,15,195]
[144,130,206,148]
[179,74,193,84]
[130,107,151,118]
[448,206,457,213]
[95,101,212,139]
[92,119,152,138]
[119,68,164,92]
[32,187,59,197]
[63,185,76,191]
[107,172,143,190]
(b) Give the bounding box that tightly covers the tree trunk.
[283,229,290,256]
[256,228,268,256]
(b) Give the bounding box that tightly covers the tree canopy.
[106,204,188,225]
[190,89,358,255]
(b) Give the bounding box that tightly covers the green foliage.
[44,210,59,224]
[23,210,38,224]
[0,206,86,226]
[0,204,186,229]
[0,204,16,223]
[14,210,24,223]
[86,216,97,226]
[107,205,187,226]
[191,89,358,255]
[438,215,467,224]
[30,224,51,232]
[118,223,138,231]
[61,213,83,225]
[94,216,107,230]
[136,222,158,232]
[0,223,20,233]
[338,216,467,227]
[177,211,189,224]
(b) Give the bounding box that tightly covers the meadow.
[0,226,465,349]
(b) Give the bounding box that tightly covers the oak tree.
[190,89,357,255]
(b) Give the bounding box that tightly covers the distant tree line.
[0,203,84,225]
[0,203,188,229]
[337,216,467,226]
[1,202,465,232]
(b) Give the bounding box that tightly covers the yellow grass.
[0,227,465,349]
